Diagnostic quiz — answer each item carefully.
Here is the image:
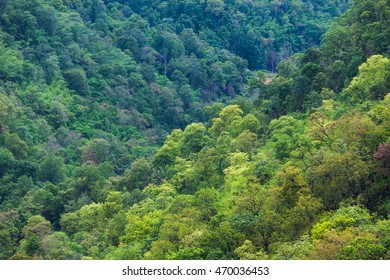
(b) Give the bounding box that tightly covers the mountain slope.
[6,0,390,261]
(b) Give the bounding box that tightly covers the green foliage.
[235,240,269,260]
[0,148,15,177]
[309,205,389,259]
[269,116,305,160]
[72,164,106,202]
[120,158,152,191]
[64,68,90,96]
[16,215,52,259]
[310,149,370,209]
[311,206,372,240]
[81,138,110,164]
[179,123,209,157]
[338,235,386,260]
[342,55,390,103]
[121,210,163,244]
[2,0,390,261]
[4,133,28,160]
[39,154,65,184]
[271,236,313,260]
[0,211,21,259]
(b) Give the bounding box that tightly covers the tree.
[311,206,372,240]
[17,215,52,259]
[154,31,185,75]
[64,68,90,96]
[308,112,336,148]
[272,236,313,260]
[275,166,309,210]
[226,113,262,138]
[0,45,26,82]
[72,164,105,201]
[60,203,105,238]
[224,152,253,191]
[103,191,123,219]
[269,116,304,161]
[232,130,259,153]
[374,143,390,176]
[4,133,28,159]
[153,129,183,169]
[276,60,295,78]
[301,62,321,80]
[0,92,13,131]
[120,158,152,191]
[235,240,268,260]
[338,235,386,260]
[179,123,209,157]
[39,154,65,184]
[81,138,110,164]
[205,0,225,16]
[285,192,323,239]
[287,75,311,112]
[193,188,219,221]
[310,149,370,209]
[326,60,347,92]
[42,232,79,260]
[309,205,387,260]
[0,211,21,259]
[209,105,243,138]
[105,210,127,247]
[342,55,390,103]
[121,210,163,244]
[0,148,15,177]
[144,208,202,259]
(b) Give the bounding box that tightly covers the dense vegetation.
[1,0,389,260]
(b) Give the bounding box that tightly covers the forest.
[0,0,389,260]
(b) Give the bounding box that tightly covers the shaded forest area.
[1,0,390,260]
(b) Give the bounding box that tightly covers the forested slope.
[0,0,351,166]
[2,0,390,260]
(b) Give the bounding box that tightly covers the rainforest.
[0,0,389,260]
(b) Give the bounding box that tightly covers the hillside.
[1,0,390,260]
